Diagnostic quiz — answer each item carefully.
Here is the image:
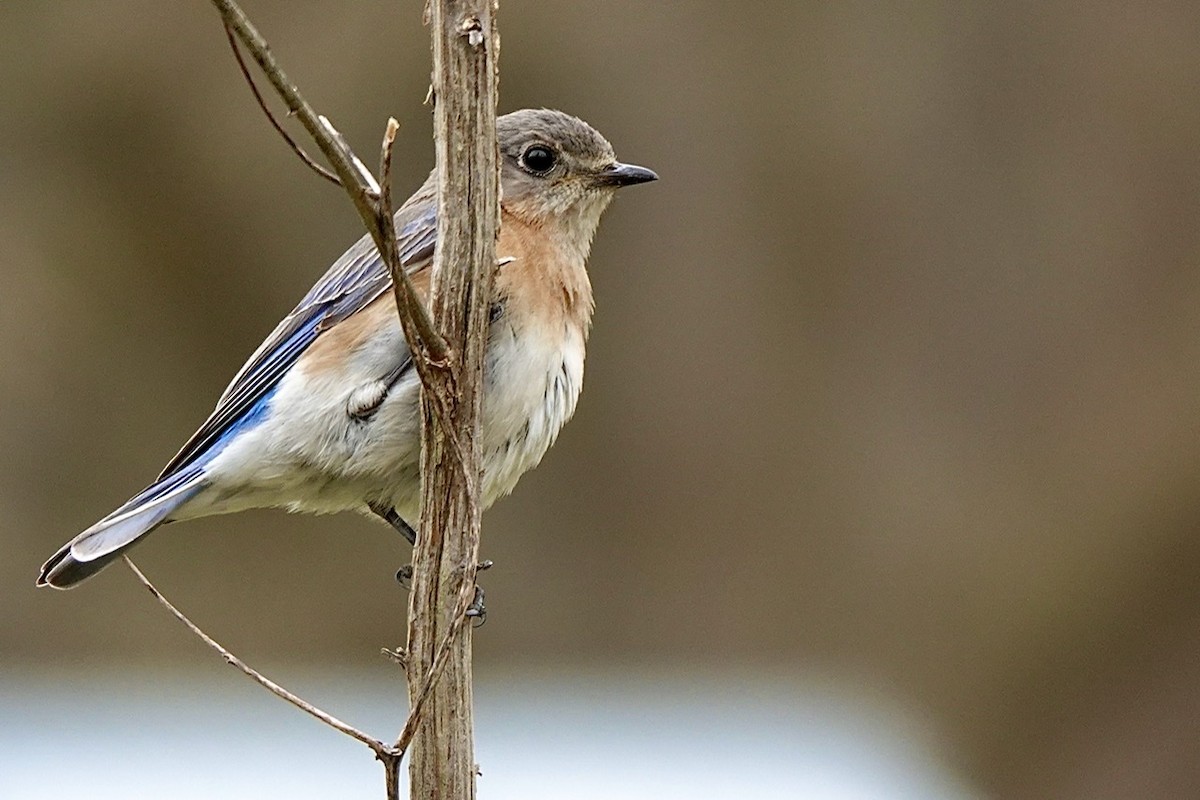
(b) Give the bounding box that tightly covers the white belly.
[198,318,586,523]
[479,320,586,507]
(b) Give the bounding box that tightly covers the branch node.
[382,646,409,669]
[460,16,484,47]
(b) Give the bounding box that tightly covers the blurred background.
[4,1,1200,797]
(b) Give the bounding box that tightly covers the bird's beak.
[596,162,659,187]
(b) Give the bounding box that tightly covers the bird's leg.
[370,503,417,589]
[370,503,417,545]
[370,503,492,619]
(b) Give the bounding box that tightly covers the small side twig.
[122,556,392,760]
[223,24,340,187]
[123,553,475,760]
[210,0,451,367]
[381,646,408,668]
[378,118,449,377]
[378,118,475,479]
[393,575,479,754]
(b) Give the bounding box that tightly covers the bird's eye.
[521,145,557,174]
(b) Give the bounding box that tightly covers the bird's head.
[497,109,657,255]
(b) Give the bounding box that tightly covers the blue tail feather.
[37,467,206,589]
[39,360,281,589]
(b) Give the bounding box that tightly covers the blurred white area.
[1,669,979,800]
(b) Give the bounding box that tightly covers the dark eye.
[521,145,557,174]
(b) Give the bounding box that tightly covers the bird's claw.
[396,564,413,590]
[466,586,487,627]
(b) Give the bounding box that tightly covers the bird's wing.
[156,192,438,479]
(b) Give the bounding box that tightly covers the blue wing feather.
[156,198,437,479]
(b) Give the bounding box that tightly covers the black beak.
[597,162,659,187]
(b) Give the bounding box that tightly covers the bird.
[38,108,657,589]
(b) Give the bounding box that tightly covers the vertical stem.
[405,1,500,799]
[384,756,400,800]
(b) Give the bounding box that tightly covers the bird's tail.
[37,468,207,589]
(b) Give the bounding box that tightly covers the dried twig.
[394,578,478,753]
[185,3,498,798]
[209,0,451,366]
[222,24,340,187]
[376,121,470,472]
[123,549,479,800]
[122,557,393,759]
[376,118,452,383]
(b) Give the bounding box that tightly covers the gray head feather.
[495,110,652,251]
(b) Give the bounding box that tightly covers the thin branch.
[199,3,497,796]
[209,0,369,212]
[121,552,474,777]
[122,557,394,760]
[209,0,451,366]
[223,24,341,187]
[122,552,478,786]
[378,117,450,374]
[394,579,478,753]
[384,761,401,800]
[378,119,474,476]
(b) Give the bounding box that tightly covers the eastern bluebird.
[38,109,656,589]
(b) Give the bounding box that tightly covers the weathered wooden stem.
[403,1,500,798]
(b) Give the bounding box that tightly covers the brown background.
[5,3,1200,797]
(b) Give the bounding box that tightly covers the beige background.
[5,3,1200,797]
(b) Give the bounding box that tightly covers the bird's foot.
[466,585,487,627]
[396,564,413,590]
[397,560,489,591]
